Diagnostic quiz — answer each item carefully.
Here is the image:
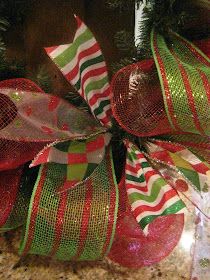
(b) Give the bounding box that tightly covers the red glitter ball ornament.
[111,59,174,137]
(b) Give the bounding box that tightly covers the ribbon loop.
[19,147,118,261]
[0,78,106,170]
[151,30,210,135]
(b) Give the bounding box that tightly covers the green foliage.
[0,18,9,32]
[0,58,26,81]
[0,0,33,24]
[110,57,135,74]
[64,91,90,112]
[136,0,195,59]
[29,66,52,93]
[114,30,136,53]
[107,0,201,62]
[0,17,9,55]
[112,31,137,73]
[106,0,144,10]
[0,38,5,53]
[144,0,192,34]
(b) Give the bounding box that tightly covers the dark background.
[4,0,134,95]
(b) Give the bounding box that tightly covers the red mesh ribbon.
[0,167,23,227]
[111,36,210,137]
[108,177,184,268]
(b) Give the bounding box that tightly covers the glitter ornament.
[111,59,172,137]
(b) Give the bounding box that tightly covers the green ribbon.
[19,147,118,261]
[151,29,210,136]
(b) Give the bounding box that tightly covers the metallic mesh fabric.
[151,30,210,136]
[111,60,172,137]
[19,147,118,261]
[108,177,184,268]
[0,78,106,171]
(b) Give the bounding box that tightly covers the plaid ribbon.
[31,133,111,191]
[145,139,210,219]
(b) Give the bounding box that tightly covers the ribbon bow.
[0,15,210,268]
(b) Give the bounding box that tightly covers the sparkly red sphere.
[111,59,172,137]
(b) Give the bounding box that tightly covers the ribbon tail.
[45,15,112,127]
[146,139,210,219]
[125,140,185,234]
[19,146,118,261]
[0,165,36,232]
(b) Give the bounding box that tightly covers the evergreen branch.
[106,0,144,10]
[0,57,26,81]
[0,17,9,54]
[64,91,90,112]
[29,66,52,93]
[0,37,5,52]
[114,30,136,54]
[136,0,195,60]
[110,57,135,74]
[0,18,9,32]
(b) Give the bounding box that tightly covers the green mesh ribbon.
[151,29,210,136]
[19,146,118,261]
